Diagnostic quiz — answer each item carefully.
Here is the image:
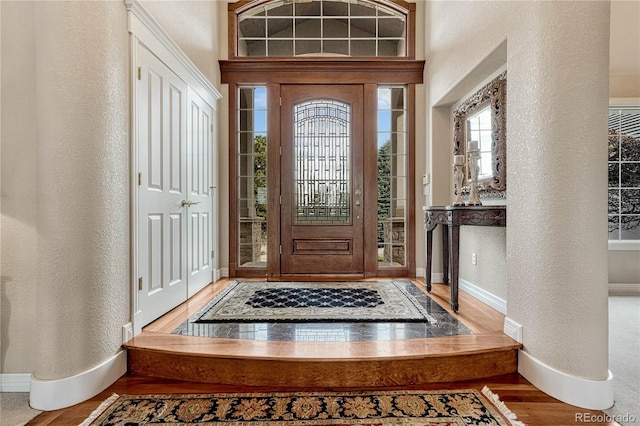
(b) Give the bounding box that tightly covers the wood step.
[125,332,520,387]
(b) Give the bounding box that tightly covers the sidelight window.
[238,86,268,267]
[377,86,407,267]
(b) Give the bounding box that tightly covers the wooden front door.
[280,85,364,275]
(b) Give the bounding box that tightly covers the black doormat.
[193,281,436,323]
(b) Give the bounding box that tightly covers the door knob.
[355,200,361,206]
[181,200,201,207]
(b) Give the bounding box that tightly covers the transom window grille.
[236,0,407,57]
[608,106,640,240]
[294,100,351,224]
[238,86,268,267]
[377,86,407,267]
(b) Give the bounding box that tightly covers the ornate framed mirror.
[453,71,507,198]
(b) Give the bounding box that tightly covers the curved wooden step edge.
[126,346,518,387]
[124,332,521,387]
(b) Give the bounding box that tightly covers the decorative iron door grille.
[294,100,351,224]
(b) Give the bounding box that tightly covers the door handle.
[181,200,201,207]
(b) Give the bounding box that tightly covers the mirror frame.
[453,71,507,198]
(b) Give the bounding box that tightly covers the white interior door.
[186,88,214,298]
[137,46,188,325]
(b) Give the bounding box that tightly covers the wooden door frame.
[223,62,423,279]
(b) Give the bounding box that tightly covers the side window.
[377,86,407,267]
[238,86,268,267]
[608,107,640,240]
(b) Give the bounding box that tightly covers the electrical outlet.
[472,253,478,265]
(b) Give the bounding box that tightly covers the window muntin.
[238,86,268,267]
[608,107,640,241]
[237,0,407,57]
[377,86,407,267]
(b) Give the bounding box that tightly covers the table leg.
[449,224,460,312]
[442,225,449,285]
[425,228,433,292]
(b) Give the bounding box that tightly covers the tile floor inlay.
[172,281,472,342]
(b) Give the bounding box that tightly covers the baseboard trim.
[518,349,613,410]
[0,373,31,392]
[609,283,640,295]
[430,273,444,283]
[458,278,506,314]
[30,350,127,411]
[218,267,229,279]
[503,317,523,343]
[416,267,426,279]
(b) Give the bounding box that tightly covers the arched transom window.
[234,0,410,57]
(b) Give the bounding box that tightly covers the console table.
[424,205,506,311]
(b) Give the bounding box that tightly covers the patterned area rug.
[194,281,436,323]
[81,388,524,425]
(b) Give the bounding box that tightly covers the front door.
[280,85,364,275]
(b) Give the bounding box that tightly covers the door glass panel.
[377,86,407,267]
[238,86,268,268]
[293,100,350,224]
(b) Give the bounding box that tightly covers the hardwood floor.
[27,279,619,425]
[28,373,619,425]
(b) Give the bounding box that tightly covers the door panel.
[186,88,214,297]
[281,85,364,275]
[137,45,188,324]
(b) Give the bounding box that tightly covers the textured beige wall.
[1,1,38,374]
[426,0,610,384]
[609,250,640,284]
[609,0,640,98]
[140,1,221,86]
[32,1,130,379]
[458,227,507,301]
[1,1,130,378]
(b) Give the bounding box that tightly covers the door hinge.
[137,66,142,81]
[211,250,215,259]
[279,146,282,156]
[138,277,143,291]
[279,195,282,205]
[279,97,282,107]
[279,245,282,254]
[210,124,214,133]
[138,172,142,186]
